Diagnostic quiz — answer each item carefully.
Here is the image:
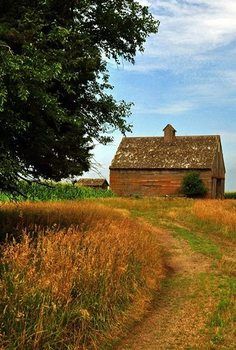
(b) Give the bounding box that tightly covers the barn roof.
[110,135,220,170]
[76,178,108,186]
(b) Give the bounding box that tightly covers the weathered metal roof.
[76,178,108,187]
[110,136,220,170]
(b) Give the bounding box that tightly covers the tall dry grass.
[0,201,130,242]
[0,201,163,349]
[193,200,236,238]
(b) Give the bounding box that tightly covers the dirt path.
[116,226,213,350]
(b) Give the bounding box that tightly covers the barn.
[76,178,109,190]
[109,124,225,198]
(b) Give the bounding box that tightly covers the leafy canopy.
[0,0,158,193]
[181,171,207,198]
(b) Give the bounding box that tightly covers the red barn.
[76,178,109,190]
[109,124,225,198]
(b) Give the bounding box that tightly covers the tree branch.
[0,44,13,54]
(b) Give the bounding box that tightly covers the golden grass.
[193,200,236,237]
[0,201,164,349]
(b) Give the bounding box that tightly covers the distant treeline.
[225,192,236,199]
[0,181,114,202]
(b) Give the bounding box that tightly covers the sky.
[85,0,236,191]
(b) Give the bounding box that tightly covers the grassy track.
[101,198,236,349]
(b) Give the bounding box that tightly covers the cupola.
[163,124,176,142]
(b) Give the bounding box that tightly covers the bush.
[181,172,207,198]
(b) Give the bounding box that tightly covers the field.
[0,201,163,349]
[0,197,235,349]
[0,182,114,202]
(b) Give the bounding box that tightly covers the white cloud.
[222,71,236,87]
[134,101,194,115]
[178,70,236,107]
[130,0,236,72]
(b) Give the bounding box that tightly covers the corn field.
[0,181,114,202]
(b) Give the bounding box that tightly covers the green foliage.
[0,0,159,193]
[181,172,207,198]
[0,181,114,202]
[225,192,236,199]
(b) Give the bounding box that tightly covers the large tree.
[0,0,158,193]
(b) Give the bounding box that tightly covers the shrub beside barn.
[110,124,225,198]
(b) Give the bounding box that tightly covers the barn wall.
[110,169,213,197]
[212,146,225,179]
[211,141,225,199]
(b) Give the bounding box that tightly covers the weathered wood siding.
[211,142,225,199]
[212,140,225,179]
[110,169,213,197]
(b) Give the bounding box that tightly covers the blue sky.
[85,0,236,191]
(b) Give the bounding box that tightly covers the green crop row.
[0,181,114,202]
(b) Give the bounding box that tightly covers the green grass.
[0,181,114,202]
[170,226,222,259]
[207,275,236,348]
